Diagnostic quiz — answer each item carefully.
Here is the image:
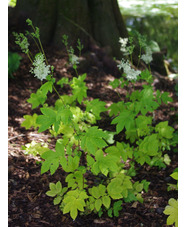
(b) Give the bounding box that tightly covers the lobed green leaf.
[27,89,47,109]
[164,198,178,227]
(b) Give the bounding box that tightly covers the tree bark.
[9,0,128,58]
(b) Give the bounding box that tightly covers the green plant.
[163,169,178,226]
[164,198,178,227]
[109,68,175,168]
[8,51,22,78]
[16,20,177,221]
[167,169,178,191]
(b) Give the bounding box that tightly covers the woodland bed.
[8,44,178,227]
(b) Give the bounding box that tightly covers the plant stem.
[51,76,81,138]
[148,64,151,73]
[137,46,141,68]
[82,174,85,189]
[30,34,42,54]
[27,52,33,64]
[129,82,134,96]
[31,24,48,65]
[116,89,122,101]
[38,38,48,65]
[74,67,79,77]
[52,84,64,103]
[130,54,133,65]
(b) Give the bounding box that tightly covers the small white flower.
[119,37,129,55]
[126,68,141,81]
[141,46,153,64]
[30,53,50,81]
[117,59,126,71]
[118,59,141,81]
[70,54,79,65]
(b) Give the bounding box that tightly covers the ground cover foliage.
[8,19,178,226]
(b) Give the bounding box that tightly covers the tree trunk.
[9,0,128,58]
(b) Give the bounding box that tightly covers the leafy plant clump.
[16,19,177,221]
[8,51,22,78]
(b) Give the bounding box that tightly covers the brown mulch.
[8,44,178,227]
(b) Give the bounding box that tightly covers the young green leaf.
[134,182,144,192]
[57,77,69,88]
[135,115,152,137]
[95,198,102,212]
[61,155,80,173]
[53,196,62,205]
[139,134,159,156]
[84,99,107,120]
[164,198,178,227]
[92,150,119,176]
[91,186,101,199]
[80,126,108,155]
[87,155,95,167]
[40,81,53,95]
[140,69,153,84]
[109,79,120,89]
[124,191,137,203]
[111,110,134,134]
[141,180,150,193]
[56,181,62,193]
[70,74,88,104]
[105,142,133,163]
[113,200,123,217]
[21,113,38,130]
[107,178,123,199]
[63,189,88,220]
[108,208,113,217]
[56,107,73,125]
[164,154,171,165]
[22,141,49,156]
[137,86,159,115]
[55,95,74,107]
[130,90,141,102]
[41,139,65,175]
[170,172,178,181]
[89,184,106,199]
[102,195,111,209]
[37,107,57,132]
[161,92,173,104]
[65,171,85,189]
[155,121,174,139]
[111,109,135,134]
[46,181,63,198]
[108,101,125,117]
[27,89,47,109]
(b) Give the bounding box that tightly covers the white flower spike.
[70,54,79,65]
[30,53,51,81]
[118,59,141,81]
[119,37,129,55]
[141,46,153,64]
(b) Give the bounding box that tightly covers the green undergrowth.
[15,19,177,223]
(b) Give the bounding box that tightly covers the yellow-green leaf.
[102,196,111,209]
[164,198,178,227]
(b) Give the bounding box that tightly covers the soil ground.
[8,43,178,227]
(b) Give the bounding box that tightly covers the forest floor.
[8,44,178,227]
